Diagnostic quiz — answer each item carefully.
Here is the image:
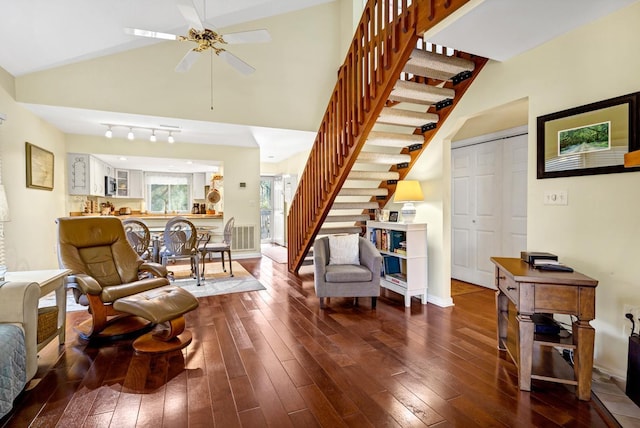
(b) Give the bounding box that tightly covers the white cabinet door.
[89,156,102,196]
[128,170,144,199]
[193,173,206,199]
[67,153,90,195]
[116,169,129,197]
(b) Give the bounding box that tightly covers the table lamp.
[394,180,423,223]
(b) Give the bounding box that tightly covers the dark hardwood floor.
[2,257,615,427]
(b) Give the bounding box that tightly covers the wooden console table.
[491,257,598,400]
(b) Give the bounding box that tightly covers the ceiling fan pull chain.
[210,49,214,110]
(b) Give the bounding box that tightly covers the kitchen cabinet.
[116,169,129,197]
[128,170,144,199]
[115,169,144,199]
[68,153,109,197]
[366,221,428,307]
[193,173,206,199]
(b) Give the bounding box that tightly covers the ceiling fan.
[125,0,271,74]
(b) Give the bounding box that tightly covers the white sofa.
[0,281,40,418]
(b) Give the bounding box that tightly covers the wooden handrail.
[287,0,473,273]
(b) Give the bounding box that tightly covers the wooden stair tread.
[356,152,412,164]
[331,202,379,210]
[324,215,370,223]
[404,48,475,80]
[388,80,454,105]
[378,106,439,127]
[347,171,400,180]
[366,131,423,148]
[339,188,388,197]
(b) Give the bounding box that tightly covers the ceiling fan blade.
[176,0,204,31]
[219,50,255,75]
[124,27,179,41]
[223,29,271,44]
[175,49,201,72]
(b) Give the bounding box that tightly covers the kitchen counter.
[70,212,223,219]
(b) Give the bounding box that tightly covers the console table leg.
[518,313,534,391]
[573,320,595,400]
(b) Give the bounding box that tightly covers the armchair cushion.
[328,234,360,265]
[324,264,372,283]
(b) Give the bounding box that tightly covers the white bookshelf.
[366,221,428,307]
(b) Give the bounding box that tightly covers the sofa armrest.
[358,238,382,279]
[0,281,40,381]
[313,238,329,281]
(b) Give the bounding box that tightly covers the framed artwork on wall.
[537,91,640,179]
[26,142,54,190]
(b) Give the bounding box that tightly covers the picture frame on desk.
[388,211,398,222]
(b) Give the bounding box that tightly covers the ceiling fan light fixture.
[105,126,113,138]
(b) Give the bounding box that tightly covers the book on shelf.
[385,273,407,285]
[383,255,401,275]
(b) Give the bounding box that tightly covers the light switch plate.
[544,190,568,205]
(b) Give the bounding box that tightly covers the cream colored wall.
[0,69,67,270]
[66,135,261,252]
[409,2,640,377]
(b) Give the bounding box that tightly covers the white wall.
[409,2,640,378]
[0,67,68,270]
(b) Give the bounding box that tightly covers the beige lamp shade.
[394,180,424,202]
[394,180,423,223]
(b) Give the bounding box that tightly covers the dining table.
[148,226,217,264]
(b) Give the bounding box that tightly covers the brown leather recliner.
[56,216,172,340]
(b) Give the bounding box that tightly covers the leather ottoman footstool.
[113,286,199,353]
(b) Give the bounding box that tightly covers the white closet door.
[452,140,502,287]
[501,134,528,257]
[451,131,527,288]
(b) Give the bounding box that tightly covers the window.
[145,173,191,213]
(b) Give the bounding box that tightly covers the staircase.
[287,0,488,273]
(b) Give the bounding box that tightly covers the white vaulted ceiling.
[0,0,637,166]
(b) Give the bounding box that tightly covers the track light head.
[127,128,134,140]
[168,132,175,144]
[105,126,113,138]
[150,130,157,142]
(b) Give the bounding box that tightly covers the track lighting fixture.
[101,124,180,143]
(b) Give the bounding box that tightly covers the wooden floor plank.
[0,256,617,428]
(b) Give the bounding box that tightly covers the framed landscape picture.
[26,142,54,190]
[537,92,640,179]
